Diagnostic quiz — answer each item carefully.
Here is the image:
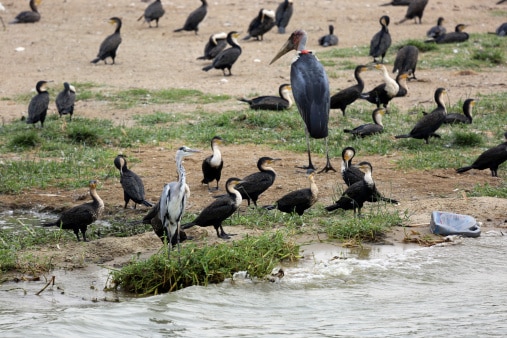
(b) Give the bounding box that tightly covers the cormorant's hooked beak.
[270,38,295,65]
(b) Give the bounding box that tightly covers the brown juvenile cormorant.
[270,30,335,172]
[397,0,428,24]
[239,84,293,111]
[55,82,76,121]
[202,31,242,76]
[361,66,407,110]
[343,108,385,138]
[444,98,475,124]
[265,170,318,216]
[91,17,122,65]
[114,155,153,209]
[275,0,293,34]
[173,0,207,35]
[325,162,376,216]
[201,136,224,191]
[393,45,419,80]
[330,65,369,116]
[138,0,165,28]
[26,80,49,128]
[427,17,447,39]
[43,180,104,242]
[318,25,339,47]
[456,132,507,177]
[197,32,227,60]
[181,177,244,239]
[243,9,276,41]
[431,24,469,44]
[369,15,392,64]
[10,0,41,24]
[395,87,447,144]
[141,201,188,245]
[236,157,280,207]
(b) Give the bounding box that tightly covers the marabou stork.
[270,29,335,173]
[159,146,200,256]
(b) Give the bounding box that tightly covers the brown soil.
[1,0,506,271]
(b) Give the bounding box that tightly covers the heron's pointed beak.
[270,39,294,65]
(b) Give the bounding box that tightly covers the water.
[1,231,507,337]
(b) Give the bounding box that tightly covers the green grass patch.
[468,182,507,198]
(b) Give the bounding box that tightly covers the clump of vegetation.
[472,49,504,64]
[452,131,483,147]
[67,124,101,145]
[110,231,299,295]
[8,130,41,149]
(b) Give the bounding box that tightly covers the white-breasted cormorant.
[202,31,242,76]
[243,9,275,41]
[197,32,227,60]
[456,132,507,177]
[275,0,293,34]
[239,84,293,111]
[344,108,385,138]
[114,155,153,209]
[318,25,338,47]
[10,0,41,24]
[55,82,76,121]
[330,65,369,116]
[427,17,447,39]
[91,17,122,65]
[393,45,419,80]
[26,80,49,128]
[173,0,207,35]
[138,0,165,28]
[236,157,280,207]
[201,136,224,191]
[444,99,475,124]
[369,15,392,64]
[396,0,428,24]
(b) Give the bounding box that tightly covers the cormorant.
[181,177,244,239]
[236,157,280,207]
[369,15,392,64]
[432,24,469,44]
[265,170,318,215]
[10,0,40,24]
[343,108,385,137]
[138,0,165,28]
[393,45,419,80]
[494,22,507,36]
[380,0,411,6]
[325,162,376,216]
[361,65,408,110]
[201,136,224,191]
[395,87,447,144]
[114,155,153,209]
[55,82,76,121]
[427,17,447,39]
[330,65,369,116]
[456,132,507,177]
[397,0,428,24]
[238,84,293,111]
[318,25,339,47]
[444,98,475,124]
[202,31,242,76]
[173,0,207,35]
[197,32,227,60]
[497,0,507,4]
[26,80,49,128]
[91,17,122,65]
[243,9,276,41]
[43,180,104,242]
[270,30,335,172]
[141,201,188,245]
[275,0,293,34]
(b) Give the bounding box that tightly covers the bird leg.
[297,129,316,170]
[318,137,336,173]
[215,225,234,239]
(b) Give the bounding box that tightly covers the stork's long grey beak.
[270,39,294,65]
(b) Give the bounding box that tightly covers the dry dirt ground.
[0,0,506,271]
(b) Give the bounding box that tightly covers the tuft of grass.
[67,124,101,145]
[468,182,507,198]
[393,39,438,53]
[472,49,505,64]
[452,131,483,147]
[8,130,41,149]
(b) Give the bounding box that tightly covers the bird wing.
[121,171,146,203]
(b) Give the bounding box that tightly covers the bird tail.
[90,57,100,64]
[456,166,472,174]
[196,55,208,60]
[242,35,252,41]
[42,221,59,227]
[202,65,213,72]
[343,129,352,133]
[395,134,410,139]
[376,196,400,205]
[173,28,184,32]
[262,205,276,211]
[325,203,342,212]
[181,222,196,230]
[142,200,154,208]
[137,14,144,22]
[238,98,251,104]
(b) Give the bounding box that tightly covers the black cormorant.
[325,162,376,216]
[393,45,419,80]
[173,0,207,35]
[456,132,507,177]
[55,82,76,121]
[239,84,293,111]
[138,0,165,28]
[397,0,428,24]
[114,155,153,209]
[270,30,335,172]
[330,65,369,116]
[197,32,227,60]
[369,15,392,64]
[395,87,447,144]
[202,31,242,76]
[431,24,469,44]
[26,80,49,128]
[497,0,507,4]
[265,170,318,215]
[43,180,104,242]
[318,25,338,47]
[427,17,447,39]
[10,0,40,24]
[236,157,280,207]
[181,177,244,239]
[243,9,276,41]
[201,136,224,191]
[275,0,293,34]
[91,17,122,65]
[444,98,475,124]
[344,108,385,137]
[494,22,507,36]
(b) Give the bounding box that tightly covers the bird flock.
[4,0,507,253]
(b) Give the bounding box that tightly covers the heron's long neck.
[176,157,187,195]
